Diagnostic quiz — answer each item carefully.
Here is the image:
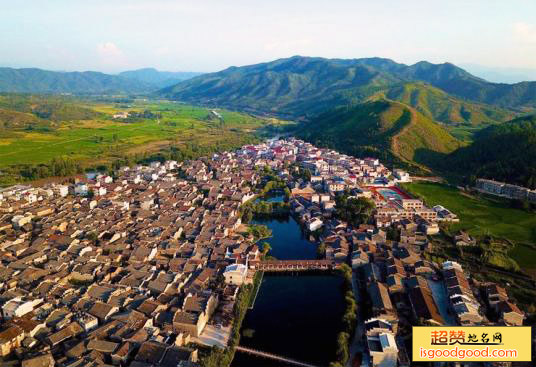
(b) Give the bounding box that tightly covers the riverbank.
[199,271,263,367]
[252,216,317,260]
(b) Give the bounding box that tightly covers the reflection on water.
[252,216,317,260]
[232,275,345,367]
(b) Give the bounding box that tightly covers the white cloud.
[96,42,131,70]
[513,22,536,44]
[97,42,123,58]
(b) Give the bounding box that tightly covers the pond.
[233,214,345,366]
[255,191,286,203]
[252,216,317,260]
[233,274,345,367]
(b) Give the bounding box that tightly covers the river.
[252,215,317,260]
[232,208,345,367]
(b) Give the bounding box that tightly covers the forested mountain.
[160,56,400,119]
[446,114,536,188]
[297,99,461,169]
[0,67,153,94]
[160,56,535,120]
[119,68,203,88]
[378,83,514,125]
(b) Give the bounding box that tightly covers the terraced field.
[0,100,288,167]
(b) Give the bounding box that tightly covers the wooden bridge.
[254,259,335,272]
[236,346,323,367]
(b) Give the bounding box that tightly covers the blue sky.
[1,0,536,77]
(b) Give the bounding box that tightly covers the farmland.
[402,182,536,274]
[0,98,292,185]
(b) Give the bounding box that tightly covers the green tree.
[335,332,350,365]
[316,242,327,258]
[335,195,375,227]
[261,242,272,255]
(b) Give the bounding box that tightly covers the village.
[0,138,527,367]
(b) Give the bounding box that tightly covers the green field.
[509,244,536,274]
[402,182,536,245]
[0,98,294,186]
[402,182,536,273]
[446,124,483,142]
[0,99,290,167]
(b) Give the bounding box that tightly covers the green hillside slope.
[119,68,203,88]
[0,108,44,129]
[298,99,461,169]
[160,56,535,120]
[0,67,152,94]
[379,83,514,125]
[0,94,99,122]
[446,114,536,188]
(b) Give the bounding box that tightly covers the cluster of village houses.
[476,178,536,202]
[0,138,527,367]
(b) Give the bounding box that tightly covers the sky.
[1,0,536,80]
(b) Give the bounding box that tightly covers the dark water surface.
[252,216,317,260]
[233,275,345,367]
[233,215,345,366]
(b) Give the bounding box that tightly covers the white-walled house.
[223,264,248,286]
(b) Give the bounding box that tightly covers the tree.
[86,231,98,244]
[241,206,253,223]
[335,332,350,365]
[261,242,272,256]
[316,242,327,259]
[303,168,312,181]
[335,195,375,227]
[386,227,400,241]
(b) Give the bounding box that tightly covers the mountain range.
[160,56,536,121]
[119,68,203,88]
[0,67,202,94]
[3,56,536,184]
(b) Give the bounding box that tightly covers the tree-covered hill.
[160,56,401,119]
[160,56,535,120]
[119,68,203,88]
[0,94,99,122]
[0,67,153,94]
[446,114,536,188]
[297,99,461,169]
[377,83,514,125]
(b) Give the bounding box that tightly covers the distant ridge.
[0,67,153,94]
[160,56,535,120]
[119,68,203,88]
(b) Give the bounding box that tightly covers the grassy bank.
[402,181,536,277]
[401,182,536,245]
